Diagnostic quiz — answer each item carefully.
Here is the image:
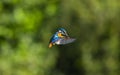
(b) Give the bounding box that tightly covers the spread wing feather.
[56,38,76,45]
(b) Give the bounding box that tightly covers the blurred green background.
[0,0,120,75]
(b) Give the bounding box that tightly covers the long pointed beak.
[62,34,68,37]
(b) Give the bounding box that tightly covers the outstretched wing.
[57,38,76,45]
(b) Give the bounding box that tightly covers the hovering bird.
[49,28,76,48]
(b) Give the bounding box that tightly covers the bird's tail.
[49,43,53,48]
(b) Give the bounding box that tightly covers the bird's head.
[57,28,69,37]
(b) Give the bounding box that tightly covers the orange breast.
[58,33,64,37]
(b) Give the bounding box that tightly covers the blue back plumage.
[49,32,60,43]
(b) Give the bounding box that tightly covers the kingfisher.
[49,28,76,48]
